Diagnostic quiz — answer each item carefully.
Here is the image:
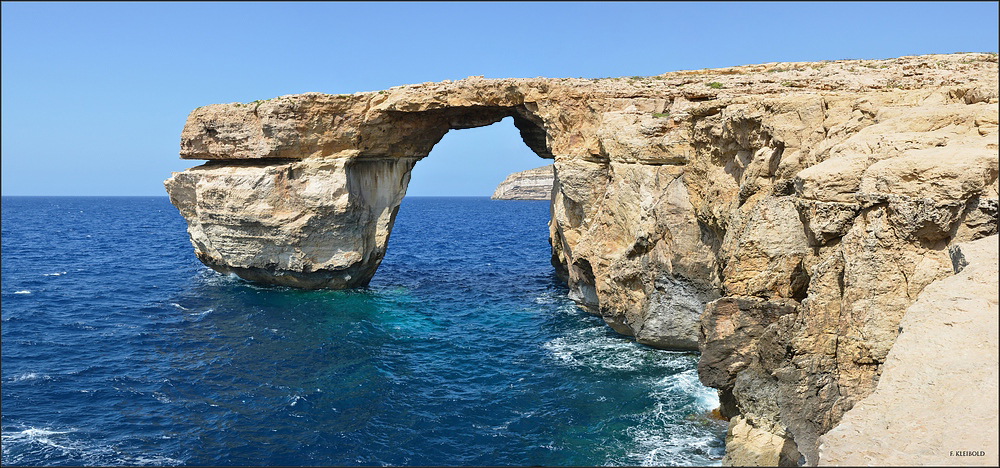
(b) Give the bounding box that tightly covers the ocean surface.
[1,196,725,466]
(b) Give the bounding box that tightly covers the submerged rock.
[166,53,999,465]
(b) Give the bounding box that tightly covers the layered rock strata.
[491,165,554,200]
[165,53,999,465]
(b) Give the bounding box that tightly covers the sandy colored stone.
[165,53,1000,465]
[818,235,999,466]
[860,146,998,201]
[794,154,874,203]
[725,415,801,467]
[491,165,554,200]
[164,156,414,288]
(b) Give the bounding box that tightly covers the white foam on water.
[288,394,305,407]
[42,272,67,277]
[170,303,189,310]
[611,418,723,466]
[196,269,240,287]
[545,316,724,466]
[131,455,183,466]
[2,426,183,466]
[616,370,724,466]
[2,427,78,463]
[533,292,558,304]
[651,369,720,411]
[8,372,51,383]
[188,308,213,317]
[620,425,723,467]
[543,325,676,373]
[2,427,74,449]
[14,290,31,294]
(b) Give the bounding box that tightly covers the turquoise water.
[1,196,725,466]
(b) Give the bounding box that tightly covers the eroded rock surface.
[818,235,999,466]
[165,53,999,465]
[491,165,554,200]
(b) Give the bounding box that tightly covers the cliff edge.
[817,234,999,466]
[491,165,554,200]
[165,53,999,465]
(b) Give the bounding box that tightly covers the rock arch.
[166,82,561,291]
[166,58,1000,465]
[166,75,730,358]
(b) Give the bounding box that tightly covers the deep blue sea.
[2,196,725,466]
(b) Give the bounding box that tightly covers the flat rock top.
[496,165,553,180]
[180,53,998,160]
[337,52,999,101]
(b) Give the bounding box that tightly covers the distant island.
[491,165,554,200]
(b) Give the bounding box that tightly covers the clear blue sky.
[2,2,997,196]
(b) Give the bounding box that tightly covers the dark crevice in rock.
[511,109,554,159]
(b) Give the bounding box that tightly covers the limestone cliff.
[165,53,999,466]
[491,165,554,200]
[817,235,998,466]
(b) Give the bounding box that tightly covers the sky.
[2,2,998,196]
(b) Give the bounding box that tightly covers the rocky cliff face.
[491,165,554,200]
[165,53,999,465]
[817,235,998,466]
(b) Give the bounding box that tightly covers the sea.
[1,196,726,466]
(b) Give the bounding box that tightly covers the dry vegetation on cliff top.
[382,52,998,96]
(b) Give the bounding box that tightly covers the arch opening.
[405,114,552,197]
[166,98,562,292]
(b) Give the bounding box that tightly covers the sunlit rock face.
[166,54,998,465]
[164,156,415,288]
[817,235,999,467]
[491,165,554,200]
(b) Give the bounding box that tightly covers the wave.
[2,427,74,449]
[188,308,213,317]
[544,322,724,466]
[6,372,51,383]
[543,325,694,374]
[2,427,78,464]
[615,370,725,466]
[1,426,183,466]
[620,424,724,466]
[652,369,720,410]
[533,290,573,305]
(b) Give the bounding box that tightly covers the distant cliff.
[491,165,554,200]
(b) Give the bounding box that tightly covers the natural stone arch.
[166,58,1000,466]
[165,77,727,352]
[167,86,559,291]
